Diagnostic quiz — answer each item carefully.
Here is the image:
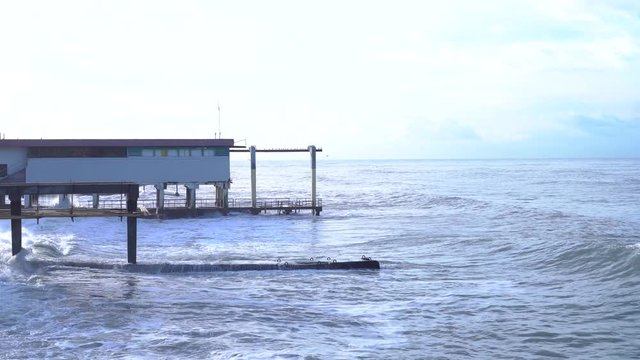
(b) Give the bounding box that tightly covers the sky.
[0,0,639,159]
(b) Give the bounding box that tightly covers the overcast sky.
[1,0,639,159]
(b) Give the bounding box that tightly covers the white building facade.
[0,139,234,185]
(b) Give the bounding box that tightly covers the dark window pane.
[27,147,127,158]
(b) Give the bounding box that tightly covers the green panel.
[127,147,143,156]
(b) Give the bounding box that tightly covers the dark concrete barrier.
[29,259,381,273]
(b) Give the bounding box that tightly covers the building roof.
[0,139,237,148]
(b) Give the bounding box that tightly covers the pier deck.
[0,208,140,219]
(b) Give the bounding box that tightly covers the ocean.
[1,159,639,359]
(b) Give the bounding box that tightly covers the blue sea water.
[1,158,640,359]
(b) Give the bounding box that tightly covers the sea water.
[1,159,639,359]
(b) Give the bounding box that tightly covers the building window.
[142,149,155,157]
[127,148,143,156]
[28,147,127,158]
[214,147,230,156]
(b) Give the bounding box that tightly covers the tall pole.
[309,145,316,209]
[217,102,221,139]
[250,146,257,209]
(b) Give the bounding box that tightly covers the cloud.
[0,0,639,158]
[570,115,640,137]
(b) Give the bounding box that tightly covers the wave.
[531,237,640,282]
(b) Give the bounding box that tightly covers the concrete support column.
[92,194,100,209]
[58,194,70,208]
[309,145,317,210]
[126,186,139,264]
[184,183,199,209]
[214,183,222,208]
[24,195,32,208]
[223,182,229,209]
[0,194,5,206]
[214,182,230,209]
[250,145,257,209]
[9,192,22,256]
[222,181,231,209]
[154,183,165,211]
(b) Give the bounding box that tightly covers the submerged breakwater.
[1,159,639,359]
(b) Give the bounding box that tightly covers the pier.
[1,139,325,264]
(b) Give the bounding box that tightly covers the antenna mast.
[217,101,221,139]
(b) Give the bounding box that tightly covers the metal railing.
[229,198,322,209]
[70,197,322,210]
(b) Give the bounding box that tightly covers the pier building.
[0,139,234,211]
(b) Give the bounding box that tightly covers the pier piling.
[309,145,317,215]
[250,146,257,209]
[24,195,32,208]
[126,186,139,264]
[185,184,198,209]
[127,217,136,264]
[9,192,22,255]
[155,183,165,212]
